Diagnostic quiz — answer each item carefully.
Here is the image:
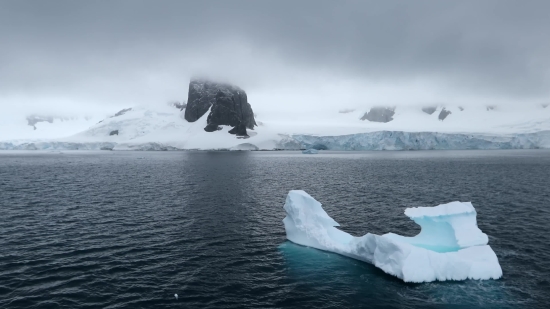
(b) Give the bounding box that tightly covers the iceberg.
[302,149,319,154]
[282,190,502,283]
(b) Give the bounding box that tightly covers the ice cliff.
[278,130,550,150]
[282,190,503,283]
[2,129,549,151]
[2,130,550,150]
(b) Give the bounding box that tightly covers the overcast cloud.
[1,0,549,117]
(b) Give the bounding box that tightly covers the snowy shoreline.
[2,129,549,151]
[3,103,550,151]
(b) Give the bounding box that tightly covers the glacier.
[1,102,550,151]
[2,130,549,151]
[278,130,550,151]
[282,190,502,283]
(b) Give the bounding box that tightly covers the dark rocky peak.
[458,106,465,111]
[422,106,437,115]
[542,103,548,108]
[184,78,257,137]
[438,108,452,121]
[486,105,497,111]
[361,107,395,123]
[184,79,240,122]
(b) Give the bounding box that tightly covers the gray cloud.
[1,0,549,115]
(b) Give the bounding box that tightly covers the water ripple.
[0,150,549,308]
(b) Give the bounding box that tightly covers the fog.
[1,0,549,119]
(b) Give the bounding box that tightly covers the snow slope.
[1,103,550,150]
[61,104,284,150]
[0,114,104,141]
[258,103,550,136]
[282,190,502,283]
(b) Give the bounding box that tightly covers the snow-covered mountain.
[1,77,550,151]
[1,102,550,151]
[0,113,104,142]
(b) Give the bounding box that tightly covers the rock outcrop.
[422,106,437,115]
[184,79,256,136]
[26,115,54,130]
[361,107,395,123]
[113,108,132,117]
[228,124,247,136]
[438,108,452,121]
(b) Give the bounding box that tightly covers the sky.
[1,0,549,119]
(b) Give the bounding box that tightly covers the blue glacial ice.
[282,190,503,283]
[302,149,319,154]
[2,130,549,151]
[279,130,550,150]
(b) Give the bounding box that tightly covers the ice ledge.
[405,201,476,218]
[282,190,502,283]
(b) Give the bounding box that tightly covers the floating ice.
[302,149,319,154]
[282,190,503,283]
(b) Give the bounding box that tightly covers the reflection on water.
[279,239,513,308]
[0,150,548,308]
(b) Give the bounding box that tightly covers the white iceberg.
[282,190,503,283]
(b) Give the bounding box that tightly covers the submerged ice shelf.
[282,190,502,283]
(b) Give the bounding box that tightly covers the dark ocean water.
[1,150,549,309]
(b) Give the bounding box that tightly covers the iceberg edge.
[282,190,503,283]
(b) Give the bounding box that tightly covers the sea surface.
[1,150,549,309]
